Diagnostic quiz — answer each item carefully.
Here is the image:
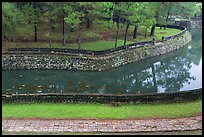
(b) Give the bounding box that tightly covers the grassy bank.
[3,27,181,51]
[7,40,134,51]
[2,99,202,119]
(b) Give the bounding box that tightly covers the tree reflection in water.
[102,28,202,94]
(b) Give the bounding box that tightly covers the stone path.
[2,116,202,133]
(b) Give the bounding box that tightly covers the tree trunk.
[49,20,52,48]
[144,28,147,38]
[86,14,92,28]
[78,27,81,50]
[124,24,129,45]
[166,5,172,22]
[115,21,119,48]
[3,24,6,41]
[2,32,4,41]
[166,11,170,22]
[11,17,14,42]
[133,25,138,39]
[62,10,66,46]
[34,25,37,43]
[67,30,71,46]
[33,2,37,43]
[150,25,156,36]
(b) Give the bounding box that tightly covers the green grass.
[2,100,202,119]
[129,27,182,42]
[83,30,100,38]
[69,40,134,51]
[7,40,134,51]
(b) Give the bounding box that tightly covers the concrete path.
[2,116,202,133]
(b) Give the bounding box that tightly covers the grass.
[83,30,100,38]
[3,27,182,51]
[2,99,202,119]
[69,40,134,51]
[128,27,182,42]
[6,40,134,51]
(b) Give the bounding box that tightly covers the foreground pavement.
[2,116,202,133]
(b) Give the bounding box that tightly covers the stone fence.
[2,25,191,71]
[2,88,202,104]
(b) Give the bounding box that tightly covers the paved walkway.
[2,116,202,133]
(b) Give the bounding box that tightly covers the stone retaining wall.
[2,31,191,71]
[2,88,202,104]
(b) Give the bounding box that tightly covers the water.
[2,28,202,95]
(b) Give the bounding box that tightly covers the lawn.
[128,26,182,42]
[68,40,134,51]
[2,99,202,119]
[7,40,134,51]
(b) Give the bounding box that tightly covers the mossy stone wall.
[2,31,191,71]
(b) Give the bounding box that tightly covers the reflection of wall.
[2,32,191,71]
[175,20,191,28]
[190,19,202,29]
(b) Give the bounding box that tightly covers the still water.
[2,28,202,95]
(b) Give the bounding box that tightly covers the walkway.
[2,116,202,133]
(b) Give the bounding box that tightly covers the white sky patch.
[180,59,202,90]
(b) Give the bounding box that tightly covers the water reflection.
[2,28,202,95]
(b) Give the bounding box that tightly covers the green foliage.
[2,2,18,39]
[2,2,199,47]
[44,3,60,21]
[64,2,87,29]
[164,2,200,19]
[92,2,115,28]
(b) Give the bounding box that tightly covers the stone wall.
[2,31,192,71]
[2,88,202,104]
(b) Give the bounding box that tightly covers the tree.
[82,2,94,29]
[64,2,86,49]
[92,2,115,46]
[146,2,173,36]
[43,2,61,48]
[2,2,18,41]
[120,2,141,45]
[29,2,47,43]
[143,19,155,38]
[139,3,156,38]
[93,2,126,47]
[149,2,165,36]
[164,2,200,22]
[112,2,123,48]
[172,2,198,19]
[131,3,145,39]
[33,2,38,42]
